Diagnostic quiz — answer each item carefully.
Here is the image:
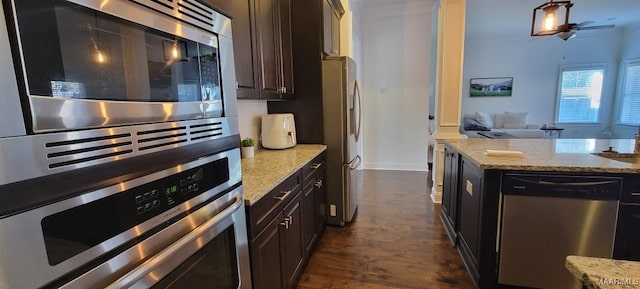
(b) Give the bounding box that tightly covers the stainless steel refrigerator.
[322,56,362,226]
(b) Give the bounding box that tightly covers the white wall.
[612,23,640,138]
[236,100,267,146]
[462,30,623,138]
[361,0,433,171]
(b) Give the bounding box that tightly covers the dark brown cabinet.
[441,145,460,244]
[246,153,326,289]
[209,0,293,99]
[267,0,327,143]
[250,192,303,289]
[301,182,316,255]
[458,158,483,265]
[614,204,640,261]
[204,0,260,99]
[250,215,284,289]
[301,157,326,256]
[323,0,343,56]
[255,0,294,99]
[441,150,500,288]
[281,194,304,289]
[614,177,640,261]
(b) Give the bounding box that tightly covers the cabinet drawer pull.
[631,192,640,196]
[311,163,322,169]
[274,190,292,201]
[280,219,289,229]
[314,180,323,188]
[285,216,293,225]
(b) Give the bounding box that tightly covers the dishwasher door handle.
[509,176,619,187]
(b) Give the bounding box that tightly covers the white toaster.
[261,113,297,149]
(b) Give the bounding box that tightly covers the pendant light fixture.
[92,12,109,65]
[531,0,573,36]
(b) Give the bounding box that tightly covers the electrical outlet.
[330,204,337,216]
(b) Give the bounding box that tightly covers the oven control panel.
[41,157,230,265]
[134,169,203,216]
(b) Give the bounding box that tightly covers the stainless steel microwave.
[0,0,237,135]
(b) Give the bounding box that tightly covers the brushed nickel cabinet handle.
[631,192,640,196]
[314,180,323,188]
[311,163,322,169]
[274,190,292,201]
[280,219,289,230]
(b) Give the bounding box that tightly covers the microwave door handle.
[104,195,243,289]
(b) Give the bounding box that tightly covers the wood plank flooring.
[296,170,475,289]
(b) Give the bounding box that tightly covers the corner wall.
[237,100,267,145]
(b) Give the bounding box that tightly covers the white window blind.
[620,61,640,125]
[556,68,604,123]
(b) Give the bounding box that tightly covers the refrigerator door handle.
[349,155,362,170]
[353,80,362,142]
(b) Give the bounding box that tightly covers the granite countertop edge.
[444,138,640,173]
[565,255,640,289]
[241,144,327,205]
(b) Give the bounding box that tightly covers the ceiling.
[465,0,640,39]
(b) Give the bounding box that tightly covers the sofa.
[460,112,544,139]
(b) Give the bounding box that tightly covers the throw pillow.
[475,112,494,129]
[463,118,490,131]
[503,111,528,129]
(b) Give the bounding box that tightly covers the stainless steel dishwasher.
[499,173,620,289]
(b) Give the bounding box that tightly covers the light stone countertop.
[445,138,640,173]
[566,256,640,289]
[241,144,327,205]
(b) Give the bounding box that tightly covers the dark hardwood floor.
[296,170,475,289]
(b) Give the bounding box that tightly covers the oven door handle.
[105,194,243,289]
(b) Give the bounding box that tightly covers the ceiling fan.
[556,21,615,41]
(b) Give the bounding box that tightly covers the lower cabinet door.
[614,203,640,261]
[251,215,284,289]
[301,183,317,255]
[281,193,304,289]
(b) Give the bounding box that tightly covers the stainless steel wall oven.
[0,147,251,289]
[0,0,251,288]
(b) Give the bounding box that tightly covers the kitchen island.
[441,138,640,289]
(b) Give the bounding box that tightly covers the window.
[556,66,605,123]
[619,60,640,125]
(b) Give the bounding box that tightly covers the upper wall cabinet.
[206,0,293,100]
[323,0,344,56]
[205,0,260,99]
[256,0,294,100]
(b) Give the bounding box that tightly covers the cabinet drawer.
[248,171,302,237]
[622,176,640,204]
[301,153,326,184]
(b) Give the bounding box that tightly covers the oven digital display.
[166,185,178,195]
[41,158,229,265]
